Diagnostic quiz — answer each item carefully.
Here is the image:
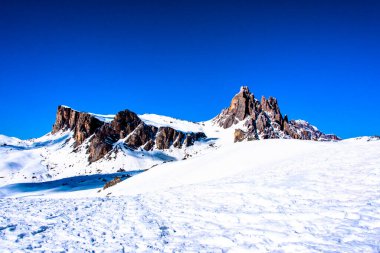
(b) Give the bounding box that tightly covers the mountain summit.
[214,86,340,142]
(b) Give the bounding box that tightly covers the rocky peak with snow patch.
[214,87,340,142]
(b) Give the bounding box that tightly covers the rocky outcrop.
[87,121,206,162]
[234,129,246,142]
[155,127,206,149]
[184,132,207,146]
[52,106,207,163]
[111,110,142,139]
[217,86,257,128]
[214,86,340,142]
[228,86,255,121]
[88,124,119,163]
[155,127,183,150]
[284,120,340,141]
[125,123,158,150]
[52,106,104,146]
[103,177,122,190]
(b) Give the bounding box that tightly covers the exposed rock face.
[186,132,207,146]
[155,127,206,149]
[214,86,340,142]
[103,177,122,190]
[234,129,246,143]
[88,124,119,163]
[218,86,257,128]
[156,127,183,150]
[111,110,142,139]
[52,106,207,163]
[228,86,254,121]
[52,106,104,146]
[284,120,340,141]
[126,123,158,150]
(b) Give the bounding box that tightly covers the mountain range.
[0,86,340,185]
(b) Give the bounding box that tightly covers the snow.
[345,136,380,142]
[88,113,114,123]
[139,113,204,133]
[104,139,323,196]
[0,134,22,146]
[1,137,380,251]
[85,111,206,132]
[293,119,319,131]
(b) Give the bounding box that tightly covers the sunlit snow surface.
[0,114,380,252]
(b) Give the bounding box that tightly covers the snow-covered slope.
[139,113,204,133]
[0,138,379,252]
[0,135,23,146]
[0,113,216,187]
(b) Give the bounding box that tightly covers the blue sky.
[0,0,379,139]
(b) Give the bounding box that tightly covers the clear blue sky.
[0,0,379,139]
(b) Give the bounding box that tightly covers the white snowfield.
[0,113,380,252]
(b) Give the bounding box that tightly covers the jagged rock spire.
[215,86,257,128]
[214,86,340,142]
[227,86,254,121]
[214,86,283,130]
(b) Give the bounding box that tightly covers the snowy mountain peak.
[214,87,340,142]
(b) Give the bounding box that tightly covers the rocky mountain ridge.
[52,106,207,162]
[51,87,339,164]
[214,86,340,142]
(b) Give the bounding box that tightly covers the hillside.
[1,138,379,251]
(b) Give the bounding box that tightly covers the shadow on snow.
[0,170,144,198]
